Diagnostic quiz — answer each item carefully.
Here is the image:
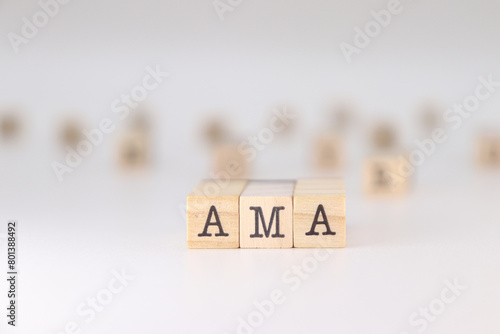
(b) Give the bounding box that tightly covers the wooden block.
[313,133,344,171]
[239,181,295,248]
[212,143,249,179]
[419,107,441,133]
[477,134,500,168]
[202,115,230,146]
[60,119,84,149]
[329,103,354,132]
[364,155,409,196]
[0,113,21,142]
[117,130,149,168]
[293,179,346,248]
[371,124,397,151]
[187,180,247,249]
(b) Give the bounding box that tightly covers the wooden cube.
[239,181,295,248]
[371,124,397,150]
[313,133,344,171]
[330,104,353,132]
[477,135,500,168]
[419,107,441,134]
[293,179,345,248]
[212,143,249,179]
[187,180,247,249]
[202,115,231,146]
[117,130,149,168]
[364,155,409,196]
[0,113,21,142]
[60,119,85,149]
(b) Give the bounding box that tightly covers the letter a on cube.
[187,180,247,248]
[293,179,346,248]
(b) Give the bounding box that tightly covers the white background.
[0,0,500,333]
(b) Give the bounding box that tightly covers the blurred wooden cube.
[117,130,149,168]
[477,134,500,168]
[313,133,344,171]
[364,155,409,196]
[371,123,397,151]
[212,143,249,179]
[187,180,247,249]
[330,103,354,132]
[0,113,21,142]
[60,120,84,149]
[293,179,345,248]
[239,181,294,248]
[419,107,441,133]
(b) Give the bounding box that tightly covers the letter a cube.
[293,179,346,248]
[187,180,247,248]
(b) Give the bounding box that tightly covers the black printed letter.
[305,205,336,236]
[249,206,285,238]
[198,205,229,237]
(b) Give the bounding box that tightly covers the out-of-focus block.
[240,181,295,248]
[313,133,344,171]
[477,135,500,168]
[0,113,21,142]
[364,155,409,196]
[201,114,231,146]
[293,179,345,248]
[60,119,84,149]
[117,130,149,168]
[187,180,247,249]
[371,124,397,151]
[212,143,249,179]
[419,106,441,134]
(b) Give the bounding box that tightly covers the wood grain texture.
[239,181,295,248]
[364,154,409,196]
[293,179,346,248]
[187,180,247,249]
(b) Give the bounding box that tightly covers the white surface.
[1,157,499,334]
